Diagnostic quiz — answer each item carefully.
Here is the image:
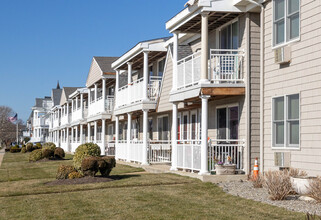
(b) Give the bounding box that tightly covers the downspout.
[245,0,265,173]
[245,13,251,175]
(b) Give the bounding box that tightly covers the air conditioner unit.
[274,46,291,64]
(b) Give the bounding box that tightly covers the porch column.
[115,116,119,160]
[171,102,178,171]
[71,99,74,112]
[80,93,84,118]
[143,51,149,101]
[87,123,91,142]
[75,126,78,143]
[199,95,210,175]
[142,109,148,165]
[94,84,98,101]
[102,79,106,110]
[128,62,133,105]
[80,124,83,144]
[172,32,179,91]
[66,128,69,152]
[101,119,106,155]
[200,12,209,82]
[76,96,78,110]
[127,113,132,161]
[88,88,91,104]
[94,121,97,143]
[67,102,69,117]
[71,127,74,144]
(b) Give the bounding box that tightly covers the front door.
[217,106,239,140]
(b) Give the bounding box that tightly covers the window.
[272,94,300,148]
[220,21,238,50]
[183,114,188,140]
[273,0,300,46]
[158,116,169,140]
[217,106,239,140]
[148,119,153,140]
[158,58,166,77]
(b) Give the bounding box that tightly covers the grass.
[0,152,306,219]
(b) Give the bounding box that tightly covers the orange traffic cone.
[253,158,259,180]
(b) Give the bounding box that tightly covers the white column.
[87,123,91,142]
[71,99,74,112]
[75,126,78,143]
[200,12,209,82]
[67,102,69,116]
[80,124,83,144]
[115,116,119,160]
[142,109,148,165]
[127,113,132,161]
[171,102,178,170]
[71,127,74,144]
[94,83,98,101]
[116,70,120,92]
[128,62,132,106]
[76,97,78,110]
[199,95,210,175]
[80,93,84,118]
[102,78,106,110]
[88,88,91,104]
[101,119,106,155]
[94,121,97,143]
[143,51,149,101]
[66,128,70,152]
[172,32,179,91]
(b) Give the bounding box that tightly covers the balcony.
[71,108,83,123]
[176,49,244,90]
[61,114,71,126]
[52,118,60,129]
[115,77,162,109]
[88,96,114,117]
[34,118,46,127]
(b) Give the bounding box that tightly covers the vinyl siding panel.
[263,0,321,176]
[86,59,102,87]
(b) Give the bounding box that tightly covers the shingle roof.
[63,87,81,99]
[169,44,194,60]
[52,89,62,106]
[93,57,119,73]
[33,97,51,108]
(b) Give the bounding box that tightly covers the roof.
[52,88,62,106]
[169,44,194,60]
[33,97,51,108]
[59,87,81,105]
[93,57,119,74]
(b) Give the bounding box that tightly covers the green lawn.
[0,152,305,219]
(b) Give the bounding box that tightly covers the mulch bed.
[46,176,115,186]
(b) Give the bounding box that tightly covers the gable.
[86,58,103,88]
[59,89,67,106]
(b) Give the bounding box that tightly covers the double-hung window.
[272,94,300,148]
[273,0,300,46]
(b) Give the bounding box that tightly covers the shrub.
[54,147,65,159]
[264,170,293,200]
[43,142,56,151]
[68,171,83,179]
[100,156,116,177]
[42,148,54,159]
[35,143,42,149]
[29,149,44,162]
[26,143,34,152]
[73,143,101,170]
[308,176,321,203]
[10,145,21,153]
[56,165,75,180]
[21,146,26,153]
[288,167,308,178]
[249,172,264,188]
[81,156,99,177]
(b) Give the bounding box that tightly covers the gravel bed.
[218,180,321,216]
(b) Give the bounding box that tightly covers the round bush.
[81,156,99,177]
[21,146,26,153]
[43,142,56,151]
[29,149,43,162]
[10,145,21,153]
[42,148,54,159]
[68,171,83,179]
[35,143,42,149]
[56,165,75,180]
[73,143,101,170]
[101,156,116,177]
[26,143,34,152]
[54,147,65,159]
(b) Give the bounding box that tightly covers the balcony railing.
[61,114,70,126]
[176,49,244,90]
[148,140,171,164]
[116,77,162,108]
[88,96,114,117]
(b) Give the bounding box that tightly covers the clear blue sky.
[0,0,187,121]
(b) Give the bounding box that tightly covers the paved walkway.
[0,147,5,168]
[117,160,247,183]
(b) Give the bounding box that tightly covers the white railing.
[105,96,114,113]
[71,108,83,122]
[116,141,127,160]
[88,96,114,116]
[53,118,60,128]
[105,141,115,156]
[148,140,171,164]
[177,52,201,90]
[177,140,201,171]
[208,139,245,171]
[176,49,244,90]
[210,49,244,83]
[61,114,70,126]
[116,77,162,108]
[96,132,102,143]
[129,140,143,163]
